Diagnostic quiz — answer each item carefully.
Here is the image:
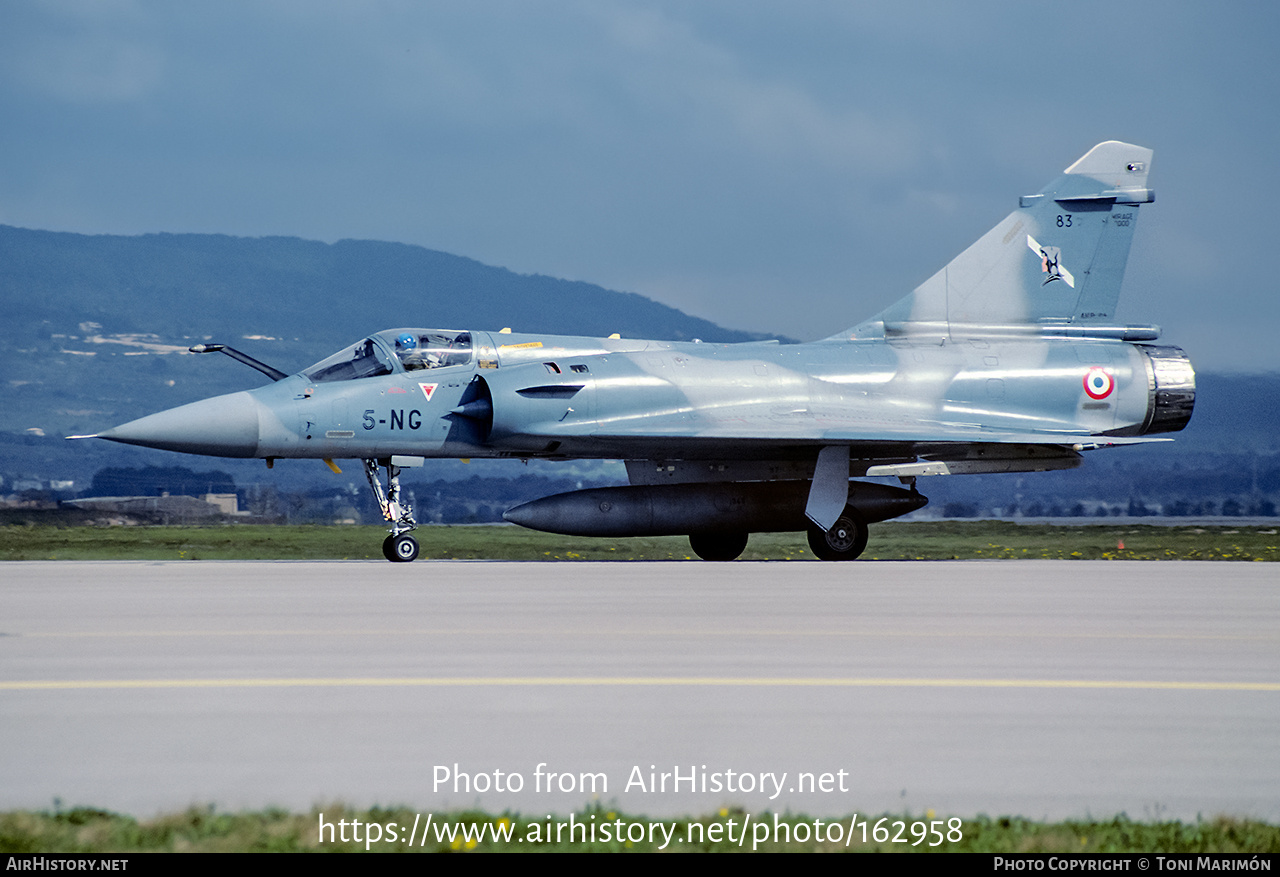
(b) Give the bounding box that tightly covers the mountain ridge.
[0,224,785,437]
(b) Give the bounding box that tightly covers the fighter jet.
[80,141,1194,562]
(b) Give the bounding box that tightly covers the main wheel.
[806,510,868,561]
[688,532,748,562]
[383,533,420,562]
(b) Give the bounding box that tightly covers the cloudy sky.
[2,1,1277,370]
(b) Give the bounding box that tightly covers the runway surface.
[2,560,1277,821]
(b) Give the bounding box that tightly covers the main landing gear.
[688,532,749,562]
[364,458,419,562]
[686,507,871,563]
[806,505,869,561]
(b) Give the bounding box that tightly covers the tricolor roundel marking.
[1083,367,1114,400]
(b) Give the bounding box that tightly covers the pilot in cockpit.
[395,332,442,371]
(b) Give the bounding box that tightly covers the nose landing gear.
[364,458,419,562]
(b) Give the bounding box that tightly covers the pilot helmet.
[396,333,417,350]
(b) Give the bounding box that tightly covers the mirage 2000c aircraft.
[81,141,1195,562]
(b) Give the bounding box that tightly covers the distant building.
[66,493,243,521]
[202,493,243,515]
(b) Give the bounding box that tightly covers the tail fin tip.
[1063,140,1153,189]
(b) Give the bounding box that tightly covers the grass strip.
[2,805,1278,853]
[2,521,1278,561]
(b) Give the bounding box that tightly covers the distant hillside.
[0,225,781,437]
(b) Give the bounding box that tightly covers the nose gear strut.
[363,458,420,562]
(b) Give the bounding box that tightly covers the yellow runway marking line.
[3,677,1278,692]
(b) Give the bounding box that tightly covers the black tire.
[688,532,748,561]
[806,510,868,561]
[385,533,419,563]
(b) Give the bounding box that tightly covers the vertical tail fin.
[852,141,1154,334]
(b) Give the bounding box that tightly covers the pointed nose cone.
[97,391,262,458]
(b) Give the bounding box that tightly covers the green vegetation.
[1,521,1278,561]
[1,805,1276,853]
[858,521,1280,562]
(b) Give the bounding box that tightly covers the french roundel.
[1083,367,1114,400]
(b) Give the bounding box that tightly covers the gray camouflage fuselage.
[130,328,1186,461]
[90,140,1195,561]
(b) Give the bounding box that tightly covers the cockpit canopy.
[303,329,473,383]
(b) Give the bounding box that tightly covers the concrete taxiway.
[2,560,1277,820]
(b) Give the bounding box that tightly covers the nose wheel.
[364,458,420,562]
[383,533,420,562]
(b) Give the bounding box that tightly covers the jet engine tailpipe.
[1136,345,1195,435]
